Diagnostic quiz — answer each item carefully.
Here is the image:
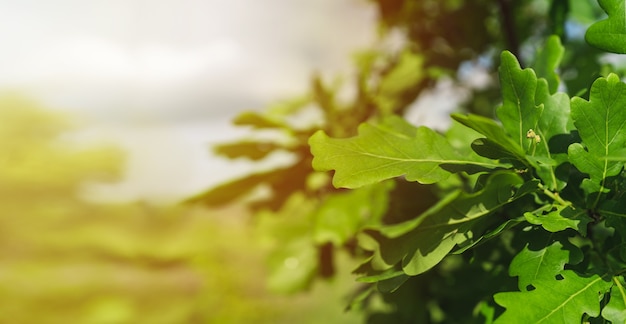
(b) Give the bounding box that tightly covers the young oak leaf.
[494,270,612,324]
[586,0,626,54]
[497,51,544,152]
[568,73,626,200]
[523,205,590,235]
[309,115,502,189]
[509,240,581,292]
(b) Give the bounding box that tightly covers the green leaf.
[451,113,526,162]
[309,116,502,189]
[532,69,572,190]
[186,161,310,210]
[509,240,579,291]
[532,35,565,94]
[599,199,626,218]
[378,50,424,96]
[266,237,318,293]
[602,277,626,323]
[353,262,409,293]
[586,0,626,54]
[452,217,524,254]
[568,73,626,202]
[497,51,544,151]
[233,111,287,129]
[445,119,495,162]
[214,141,284,160]
[375,50,425,115]
[257,193,320,293]
[494,270,612,323]
[570,0,604,24]
[523,205,590,235]
[370,172,524,276]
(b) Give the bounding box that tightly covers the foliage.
[192,0,626,322]
[311,35,626,322]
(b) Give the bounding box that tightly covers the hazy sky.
[0,0,377,202]
[0,0,375,121]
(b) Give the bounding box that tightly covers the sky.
[0,0,378,202]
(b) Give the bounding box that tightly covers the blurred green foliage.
[0,97,362,323]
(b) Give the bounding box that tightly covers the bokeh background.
[0,0,376,322]
[1,0,376,203]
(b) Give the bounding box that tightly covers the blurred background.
[0,0,377,203]
[0,0,376,322]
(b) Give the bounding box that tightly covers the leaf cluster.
[311,34,626,322]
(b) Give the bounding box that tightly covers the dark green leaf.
[452,217,524,254]
[371,172,524,276]
[599,199,626,218]
[470,138,520,161]
[186,161,310,210]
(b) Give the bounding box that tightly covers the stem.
[613,277,626,304]
[537,183,571,207]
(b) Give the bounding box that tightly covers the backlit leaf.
[497,51,544,152]
[309,116,502,189]
[568,73,626,202]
